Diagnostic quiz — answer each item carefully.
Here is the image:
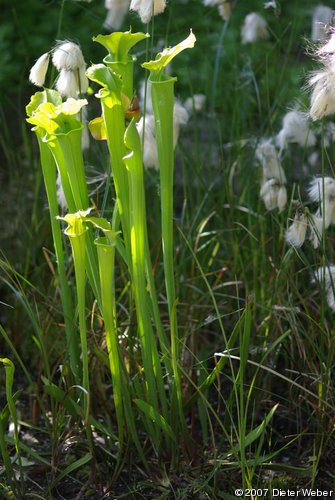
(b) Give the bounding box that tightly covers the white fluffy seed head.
[55,68,88,98]
[241,13,270,45]
[130,0,166,23]
[285,210,308,247]
[29,52,50,87]
[309,213,323,248]
[264,1,277,9]
[313,265,335,311]
[184,94,206,113]
[78,66,89,94]
[308,176,335,202]
[277,185,287,212]
[52,41,85,71]
[260,179,280,211]
[276,110,316,150]
[218,3,232,21]
[256,140,286,183]
[139,78,153,114]
[56,70,79,98]
[309,69,335,120]
[202,0,220,6]
[136,101,188,169]
[136,114,159,170]
[56,174,67,211]
[318,31,335,55]
[173,101,189,148]
[104,0,130,29]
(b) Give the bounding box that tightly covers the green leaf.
[85,217,112,232]
[42,378,115,438]
[93,30,149,62]
[142,30,196,77]
[134,399,176,443]
[55,453,92,484]
[225,404,279,458]
[5,436,50,466]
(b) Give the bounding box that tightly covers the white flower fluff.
[311,6,333,42]
[29,52,50,87]
[56,173,67,211]
[218,3,232,21]
[307,177,335,247]
[309,213,323,248]
[52,41,85,71]
[104,0,130,30]
[130,0,166,24]
[136,114,159,169]
[260,179,285,211]
[256,140,286,183]
[318,31,335,56]
[52,42,88,98]
[256,140,287,211]
[173,101,189,148]
[241,13,270,45]
[313,265,335,311]
[184,94,206,113]
[276,110,316,150]
[136,101,189,170]
[139,78,153,114]
[308,176,335,204]
[285,209,308,247]
[309,69,335,120]
[264,1,277,9]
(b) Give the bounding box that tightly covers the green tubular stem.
[150,77,178,337]
[47,132,101,306]
[124,121,168,428]
[143,232,170,367]
[37,135,80,381]
[102,99,131,251]
[55,131,89,209]
[95,236,146,463]
[95,238,124,449]
[150,76,189,443]
[68,231,90,411]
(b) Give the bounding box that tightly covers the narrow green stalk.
[87,65,131,261]
[0,359,23,493]
[95,236,124,447]
[68,230,89,411]
[49,132,101,305]
[150,76,178,338]
[36,134,80,381]
[124,120,169,442]
[150,76,186,444]
[142,31,196,453]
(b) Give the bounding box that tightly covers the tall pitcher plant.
[27,30,196,463]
